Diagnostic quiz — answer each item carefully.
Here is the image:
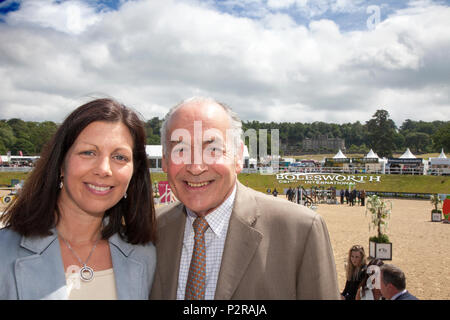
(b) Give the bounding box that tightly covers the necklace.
[59,234,101,282]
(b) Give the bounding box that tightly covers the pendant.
[80,265,94,282]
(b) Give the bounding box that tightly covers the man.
[380,264,419,300]
[150,97,340,300]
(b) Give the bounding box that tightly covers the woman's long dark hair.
[1,98,156,244]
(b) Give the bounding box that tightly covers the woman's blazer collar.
[16,229,143,299]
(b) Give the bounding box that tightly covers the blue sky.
[0,0,449,125]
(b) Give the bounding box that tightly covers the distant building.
[302,135,345,152]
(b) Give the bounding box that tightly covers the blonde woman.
[341,245,367,300]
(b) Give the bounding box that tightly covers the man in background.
[380,264,419,300]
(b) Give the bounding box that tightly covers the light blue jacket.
[0,227,156,300]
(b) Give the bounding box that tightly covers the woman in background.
[341,245,367,300]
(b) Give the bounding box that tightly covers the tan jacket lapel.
[154,203,186,299]
[214,182,263,299]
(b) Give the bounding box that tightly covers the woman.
[356,258,384,300]
[341,245,367,300]
[0,98,157,299]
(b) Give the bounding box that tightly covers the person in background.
[360,190,366,206]
[0,98,157,300]
[272,188,279,197]
[341,245,367,300]
[380,264,419,300]
[340,189,344,204]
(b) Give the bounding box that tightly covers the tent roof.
[399,148,416,159]
[438,148,447,159]
[365,149,379,159]
[333,149,347,159]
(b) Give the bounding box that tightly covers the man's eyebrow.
[169,139,189,144]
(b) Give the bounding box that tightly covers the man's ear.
[235,141,244,174]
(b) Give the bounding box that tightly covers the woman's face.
[58,121,134,217]
[350,250,363,267]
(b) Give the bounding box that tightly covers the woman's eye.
[114,154,130,162]
[80,151,95,156]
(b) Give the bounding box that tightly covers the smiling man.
[150,97,340,300]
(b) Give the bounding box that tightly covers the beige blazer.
[150,182,340,300]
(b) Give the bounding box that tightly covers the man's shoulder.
[396,291,419,300]
[242,186,318,222]
[155,201,185,228]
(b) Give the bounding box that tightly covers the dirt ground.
[315,197,450,300]
[2,190,449,300]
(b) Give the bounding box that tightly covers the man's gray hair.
[160,96,243,157]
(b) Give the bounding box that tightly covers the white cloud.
[4,0,102,35]
[0,0,449,127]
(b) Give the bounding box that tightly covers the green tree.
[432,122,450,151]
[0,121,16,151]
[366,109,397,158]
[405,132,432,153]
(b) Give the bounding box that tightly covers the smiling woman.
[0,98,157,300]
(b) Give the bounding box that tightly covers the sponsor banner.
[157,181,172,203]
[388,158,423,164]
[325,158,350,164]
[351,158,379,164]
[276,173,381,186]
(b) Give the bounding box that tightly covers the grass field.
[2,161,449,195]
[151,172,450,194]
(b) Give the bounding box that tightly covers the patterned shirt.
[176,184,236,300]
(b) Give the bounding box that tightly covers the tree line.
[1,110,449,158]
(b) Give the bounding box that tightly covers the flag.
[19,150,23,156]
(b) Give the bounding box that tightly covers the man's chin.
[184,201,215,217]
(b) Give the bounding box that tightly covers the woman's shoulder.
[0,228,23,268]
[0,228,22,250]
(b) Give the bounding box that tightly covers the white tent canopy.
[399,148,416,159]
[333,149,347,159]
[365,149,379,159]
[430,149,450,166]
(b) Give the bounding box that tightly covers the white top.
[359,288,376,300]
[66,268,117,300]
[176,184,237,300]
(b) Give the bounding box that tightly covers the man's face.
[162,101,243,216]
[380,272,392,300]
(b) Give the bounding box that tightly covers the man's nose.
[186,162,208,175]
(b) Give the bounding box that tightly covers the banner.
[276,173,381,186]
[351,158,379,164]
[158,181,172,203]
[388,158,423,164]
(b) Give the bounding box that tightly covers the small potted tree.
[365,195,392,260]
[430,194,442,222]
